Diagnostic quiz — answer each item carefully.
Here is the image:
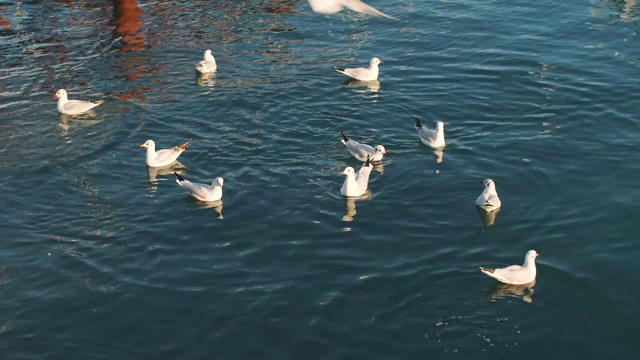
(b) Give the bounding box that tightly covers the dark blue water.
[1,0,639,358]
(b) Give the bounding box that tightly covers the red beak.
[383,152,388,156]
[340,171,345,175]
[536,253,540,257]
[53,94,57,98]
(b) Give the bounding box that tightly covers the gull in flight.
[340,156,373,197]
[196,50,217,73]
[175,172,223,202]
[308,0,395,19]
[414,118,445,148]
[139,139,191,168]
[340,132,387,162]
[54,89,104,115]
[476,179,501,211]
[479,250,540,285]
[332,57,382,82]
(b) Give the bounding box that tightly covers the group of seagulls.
[49,0,540,291]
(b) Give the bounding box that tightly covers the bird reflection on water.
[341,191,371,222]
[484,279,536,304]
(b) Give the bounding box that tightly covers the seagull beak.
[138,143,145,148]
[379,61,384,64]
[383,152,388,156]
[340,171,345,175]
[53,94,57,98]
[536,253,540,257]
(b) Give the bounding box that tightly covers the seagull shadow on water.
[344,79,380,93]
[196,71,216,88]
[341,191,371,222]
[144,162,187,195]
[484,279,536,304]
[58,111,102,136]
[197,199,224,220]
[477,206,500,234]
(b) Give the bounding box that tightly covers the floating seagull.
[340,132,387,162]
[340,156,373,197]
[139,139,191,168]
[332,57,382,82]
[415,118,445,148]
[308,0,394,19]
[54,89,104,115]
[479,250,540,285]
[175,172,223,202]
[196,50,217,73]
[476,179,501,211]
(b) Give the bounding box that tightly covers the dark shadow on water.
[477,206,500,233]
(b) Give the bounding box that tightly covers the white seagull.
[196,50,217,73]
[139,139,191,168]
[476,179,502,211]
[175,172,223,202]
[308,0,395,19]
[479,250,540,285]
[54,89,104,115]
[340,156,373,197]
[332,57,382,82]
[340,132,387,162]
[415,118,445,148]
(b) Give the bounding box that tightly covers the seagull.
[340,132,387,162]
[476,179,502,211]
[196,50,217,73]
[54,89,104,115]
[332,57,382,82]
[139,139,191,168]
[479,250,540,285]
[340,156,373,197]
[308,0,395,19]
[415,118,445,148]
[175,172,223,202]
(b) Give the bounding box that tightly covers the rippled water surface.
[1,0,639,358]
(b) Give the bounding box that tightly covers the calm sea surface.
[1,0,639,358]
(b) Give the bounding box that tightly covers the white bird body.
[308,0,394,18]
[340,158,373,197]
[175,172,223,202]
[332,57,382,81]
[196,50,217,73]
[54,89,104,115]
[476,179,501,211]
[340,132,387,162]
[415,118,445,149]
[139,139,191,168]
[479,250,539,285]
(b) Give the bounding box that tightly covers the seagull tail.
[340,131,349,143]
[174,172,185,183]
[174,139,192,152]
[414,117,423,129]
[364,155,372,167]
[93,100,105,105]
[332,66,347,74]
[479,266,495,274]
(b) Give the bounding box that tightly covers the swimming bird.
[332,57,382,82]
[308,0,394,19]
[340,156,373,197]
[476,179,501,211]
[139,139,191,168]
[196,50,217,73]
[175,172,223,202]
[340,132,387,162]
[479,250,540,285]
[415,118,445,148]
[54,89,104,115]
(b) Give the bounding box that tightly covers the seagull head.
[483,179,495,188]
[436,121,445,130]
[204,49,216,62]
[340,167,355,176]
[213,177,224,188]
[54,89,67,99]
[139,139,155,148]
[525,250,539,264]
[374,145,388,157]
[371,57,383,66]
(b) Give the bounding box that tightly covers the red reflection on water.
[111,0,144,51]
